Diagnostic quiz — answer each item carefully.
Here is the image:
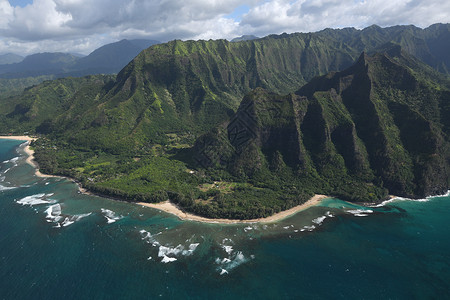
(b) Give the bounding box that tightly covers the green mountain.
[0,75,115,134]
[1,25,450,219]
[0,76,55,98]
[33,24,449,155]
[316,23,450,74]
[194,46,450,206]
[28,35,360,153]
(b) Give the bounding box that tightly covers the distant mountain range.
[0,39,160,79]
[0,53,24,65]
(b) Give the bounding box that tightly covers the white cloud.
[241,0,450,35]
[0,0,449,55]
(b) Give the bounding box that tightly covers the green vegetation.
[1,26,450,219]
[0,76,55,98]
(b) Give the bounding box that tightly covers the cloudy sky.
[1,0,449,56]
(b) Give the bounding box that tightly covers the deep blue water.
[0,139,449,299]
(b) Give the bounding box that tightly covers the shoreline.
[0,135,61,178]
[1,135,328,224]
[138,194,329,224]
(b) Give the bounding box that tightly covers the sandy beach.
[0,135,60,178]
[138,194,329,224]
[0,136,34,141]
[1,135,328,223]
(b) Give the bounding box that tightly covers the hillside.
[26,24,450,155]
[191,46,450,215]
[1,25,450,219]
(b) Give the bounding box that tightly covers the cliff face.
[195,47,450,200]
[3,24,450,156]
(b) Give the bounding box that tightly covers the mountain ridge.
[192,46,450,208]
[1,25,450,218]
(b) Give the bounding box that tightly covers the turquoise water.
[0,140,449,299]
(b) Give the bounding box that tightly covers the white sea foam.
[45,204,62,222]
[220,269,228,275]
[347,209,373,217]
[16,193,53,206]
[216,248,253,274]
[0,184,16,191]
[140,229,152,240]
[62,213,92,227]
[301,225,316,232]
[217,258,231,264]
[372,191,450,207]
[161,255,177,263]
[244,226,253,232]
[227,251,248,270]
[186,243,199,253]
[158,245,184,257]
[2,157,19,164]
[101,208,123,223]
[312,216,327,225]
[157,243,199,257]
[222,245,233,255]
[61,217,75,227]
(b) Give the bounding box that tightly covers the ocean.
[0,139,449,299]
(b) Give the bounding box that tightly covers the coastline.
[0,135,60,178]
[138,194,329,224]
[1,135,328,224]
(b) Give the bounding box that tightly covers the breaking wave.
[45,204,62,222]
[0,183,16,191]
[346,209,373,217]
[16,193,55,206]
[140,229,201,263]
[2,157,19,165]
[215,237,254,275]
[44,203,91,228]
[372,191,450,207]
[101,208,123,223]
[215,250,252,275]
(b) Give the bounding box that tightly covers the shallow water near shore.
[1,139,449,299]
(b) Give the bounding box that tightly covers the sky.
[0,0,449,56]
